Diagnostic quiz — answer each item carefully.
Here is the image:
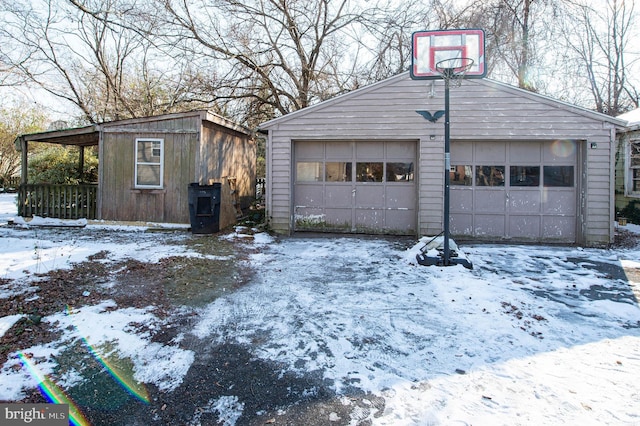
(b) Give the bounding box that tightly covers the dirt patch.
[0,260,109,367]
[0,230,254,381]
[612,228,640,249]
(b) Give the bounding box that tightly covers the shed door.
[450,140,578,242]
[294,141,416,235]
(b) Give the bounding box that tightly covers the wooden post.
[19,138,28,185]
[18,138,28,217]
[78,146,85,181]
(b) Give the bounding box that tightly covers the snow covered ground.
[1,192,640,425]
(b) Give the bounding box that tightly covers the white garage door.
[294,141,417,235]
[450,140,578,243]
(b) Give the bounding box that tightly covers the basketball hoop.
[410,29,485,80]
[435,57,475,87]
[411,29,485,269]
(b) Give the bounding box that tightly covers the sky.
[2,0,638,126]
[1,193,640,425]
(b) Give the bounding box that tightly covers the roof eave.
[15,125,100,150]
[203,110,253,136]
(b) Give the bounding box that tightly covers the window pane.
[544,166,574,187]
[356,162,383,182]
[386,162,414,182]
[136,164,161,186]
[510,166,540,186]
[450,165,472,186]
[476,166,505,186]
[137,140,161,163]
[633,169,640,192]
[325,162,352,182]
[631,142,640,167]
[297,162,323,182]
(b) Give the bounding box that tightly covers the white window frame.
[134,138,164,189]
[625,137,640,198]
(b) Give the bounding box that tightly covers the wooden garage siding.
[418,141,444,234]
[268,149,293,231]
[584,133,615,244]
[263,73,618,245]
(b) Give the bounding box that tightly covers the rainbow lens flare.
[80,337,150,404]
[17,352,90,426]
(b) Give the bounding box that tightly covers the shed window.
[135,138,164,188]
[630,140,640,194]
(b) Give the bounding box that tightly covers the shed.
[259,72,625,246]
[15,110,256,228]
[615,108,640,220]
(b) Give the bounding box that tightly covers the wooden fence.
[0,176,20,191]
[18,184,98,219]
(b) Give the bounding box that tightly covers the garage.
[450,140,579,242]
[260,72,622,246]
[293,140,416,234]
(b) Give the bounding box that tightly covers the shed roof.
[15,110,251,151]
[259,72,626,130]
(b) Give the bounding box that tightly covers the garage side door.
[450,140,578,243]
[294,141,417,235]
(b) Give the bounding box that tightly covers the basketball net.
[435,57,474,88]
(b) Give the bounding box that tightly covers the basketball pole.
[443,74,451,266]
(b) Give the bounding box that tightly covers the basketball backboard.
[410,29,486,80]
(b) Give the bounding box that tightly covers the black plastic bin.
[188,182,221,234]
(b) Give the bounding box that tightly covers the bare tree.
[111,0,388,120]
[560,0,639,115]
[4,0,416,125]
[0,104,47,184]
[4,0,638,126]
[473,0,558,91]
[0,0,210,124]
[357,0,464,83]
[1,0,99,122]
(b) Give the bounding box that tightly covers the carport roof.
[14,109,253,151]
[15,125,99,150]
